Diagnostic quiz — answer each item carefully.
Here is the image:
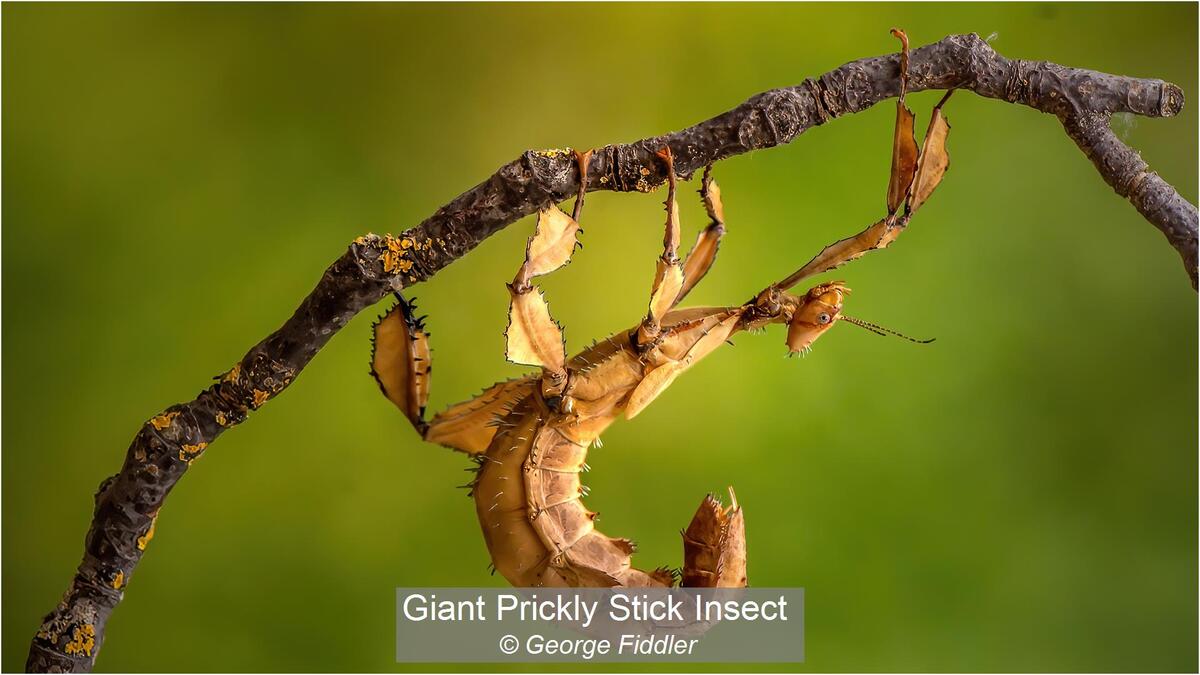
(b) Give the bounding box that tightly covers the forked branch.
[28,32,1194,673]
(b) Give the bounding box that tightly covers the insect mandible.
[371,29,947,589]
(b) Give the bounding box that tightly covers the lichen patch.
[64,624,95,656]
[137,514,158,551]
[179,443,207,463]
[252,390,270,408]
[149,412,179,430]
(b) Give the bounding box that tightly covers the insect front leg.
[674,165,727,305]
[506,150,591,398]
[635,147,687,348]
[774,28,953,293]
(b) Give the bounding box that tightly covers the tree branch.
[27,32,1193,673]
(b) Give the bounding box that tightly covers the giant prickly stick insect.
[371,30,949,589]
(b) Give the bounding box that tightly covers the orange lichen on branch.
[383,249,413,273]
[149,412,179,430]
[380,234,417,274]
[111,571,125,590]
[252,390,270,408]
[63,625,95,657]
[179,443,207,463]
[137,514,158,551]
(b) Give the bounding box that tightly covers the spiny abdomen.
[472,398,555,587]
[473,397,672,588]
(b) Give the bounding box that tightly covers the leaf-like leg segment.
[505,151,590,379]
[907,91,953,215]
[626,311,743,419]
[505,286,567,373]
[774,30,952,292]
[424,376,537,454]
[636,147,686,347]
[513,206,582,291]
[775,217,902,292]
[675,166,726,305]
[370,293,432,435]
[887,28,919,216]
[681,488,747,588]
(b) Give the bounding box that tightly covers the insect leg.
[423,375,537,455]
[674,165,726,305]
[371,294,534,454]
[371,293,432,436]
[772,216,900,293]
[773,29,952,292]
[635,147,686,348]
[505,150,591,389]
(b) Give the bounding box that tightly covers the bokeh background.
[3,3,1196,672]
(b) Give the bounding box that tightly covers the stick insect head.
[784,282,848,355]
[779,281,936,354]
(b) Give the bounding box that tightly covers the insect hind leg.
[371,293,432,436]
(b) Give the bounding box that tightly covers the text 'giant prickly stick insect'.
[371,30,949,589]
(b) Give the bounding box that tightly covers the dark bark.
[27,32,1194,673]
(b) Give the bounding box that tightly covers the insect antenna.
[840,315,935,344]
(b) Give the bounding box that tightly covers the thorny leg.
[370,295,432,435]
[373,151,591,449]
[505,150,590,396]
[635,147,687,348]
[774,29,953,293]
[373,292,541,455]
[675,165,727,305]
[740,28,950,356]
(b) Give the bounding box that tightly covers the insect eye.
[817,313,832,325]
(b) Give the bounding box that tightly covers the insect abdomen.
[473,398,555,587]
[474,395,670,587]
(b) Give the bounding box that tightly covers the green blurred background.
[3,3,1196,672]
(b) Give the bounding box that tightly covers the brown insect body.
[374,282,840,588]
[472,307,756,588]
[372,30,949,590]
